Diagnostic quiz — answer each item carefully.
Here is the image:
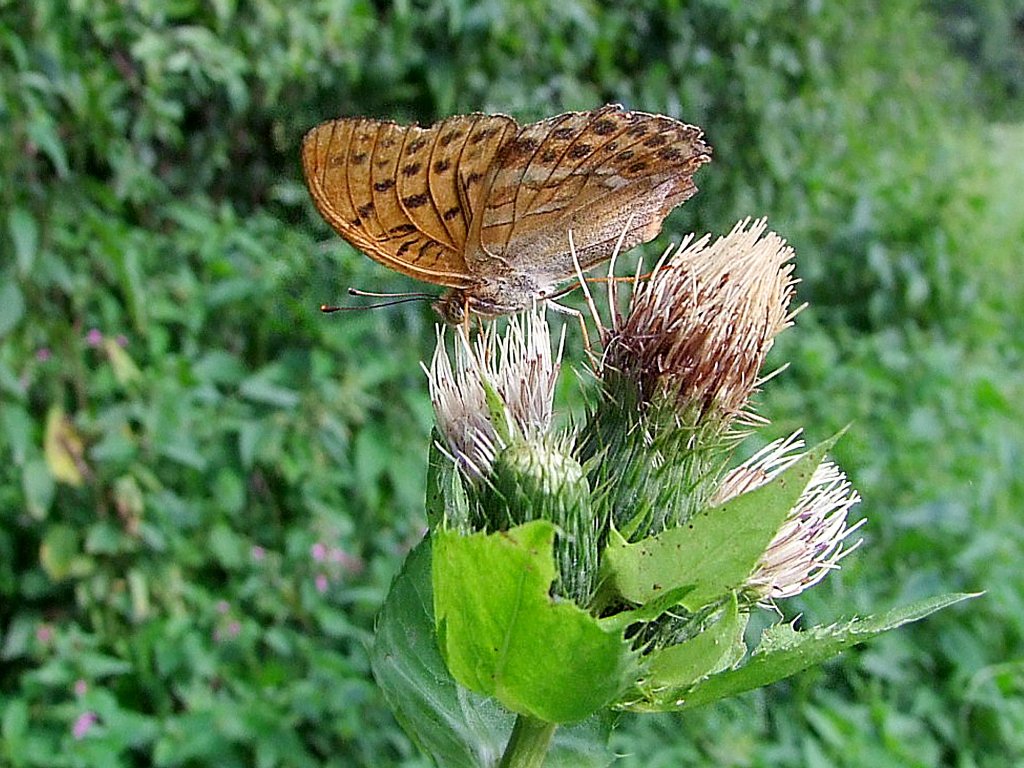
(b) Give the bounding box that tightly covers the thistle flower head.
[425,308,563,481]
[602,218,797,421]
[715,432,864,602]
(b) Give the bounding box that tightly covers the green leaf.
[624,594,748,710]
[40,524,79,580]
[0,282,25,338]
[372,537,614,768]
[8,207,38,274]
[603,433,840,611]
[22,459,54,520]
[434,521,636,723]
[425,437,470,530]
[643,592,979,712]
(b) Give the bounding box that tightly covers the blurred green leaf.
[0,282,25,338]
[8,207,38,274]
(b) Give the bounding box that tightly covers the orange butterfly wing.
[301,114,517,288]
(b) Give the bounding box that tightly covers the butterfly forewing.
[473,106,710,281]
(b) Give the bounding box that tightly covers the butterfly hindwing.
[303,118,472,286]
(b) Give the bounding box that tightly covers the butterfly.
[301,104,711,323]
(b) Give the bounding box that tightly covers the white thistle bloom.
[716,431,865,601]
[425,308,563,480]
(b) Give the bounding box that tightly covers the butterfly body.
[302,105,711,322]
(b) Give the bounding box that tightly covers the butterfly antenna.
[320,287,436,313]
[347,287,436,300]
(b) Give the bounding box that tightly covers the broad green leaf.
[603,433,840,611]
[642,592,979,712]
[434,521,636,723]
[372,538,614,768]
[43,406,86,486]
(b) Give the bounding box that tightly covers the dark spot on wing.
[592,119,617,135]
[433,159,451,173]
[659,147,684,162]
[443,206,461,221]
[389,223,417,235]
[350,152,367,165]
[539,148,558,163]
[401,162,422,176]
[403,193,429,208]
[407,138,428,153]
[374,179,396,191]
[568,144,591,160]
[465,172,483,185]
[357,202,375,217]
[643,134,668,148]
[627,161,648,173]
[552,127,574,140]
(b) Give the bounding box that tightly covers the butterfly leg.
[547,300,592,352]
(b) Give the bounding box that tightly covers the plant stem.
[498,714,557,768]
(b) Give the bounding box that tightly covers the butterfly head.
[433,285,532,326]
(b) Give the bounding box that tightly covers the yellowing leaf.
[104,338,141,385]
[44,406,86,486]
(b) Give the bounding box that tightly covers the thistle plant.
[371,219,973,768]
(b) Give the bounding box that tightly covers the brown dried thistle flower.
[601,218,797,421]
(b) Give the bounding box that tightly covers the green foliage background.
[1,1,1021,766]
